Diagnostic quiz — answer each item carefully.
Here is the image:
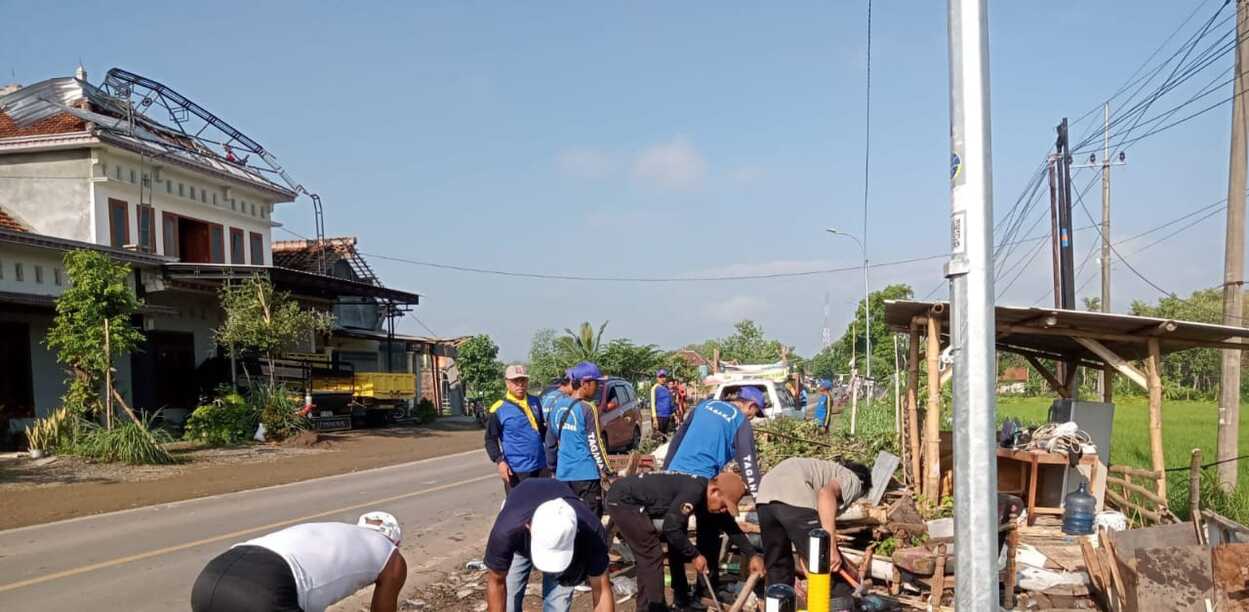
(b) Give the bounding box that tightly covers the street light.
[826,228,870,381]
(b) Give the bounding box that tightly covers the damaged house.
[0,66,421,445]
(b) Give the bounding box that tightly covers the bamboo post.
[1190,448,1207,545]
[104,318,112,430]
[1146,338,1167,502]
[924,313,942,502]
[907,319,922,486]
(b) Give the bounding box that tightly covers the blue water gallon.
[1062,482,1096,535]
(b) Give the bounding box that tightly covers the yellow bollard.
[806,528,831,612]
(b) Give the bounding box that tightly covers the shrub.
[255,384,309,441]
[25,407,79,452]
[414,398,437,425]
[70,414,176,465]
[184,391,259,446]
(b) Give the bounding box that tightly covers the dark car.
[596,377,645,451]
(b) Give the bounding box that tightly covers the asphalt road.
[0,448,502,611]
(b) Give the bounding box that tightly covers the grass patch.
[997,395,1249,523]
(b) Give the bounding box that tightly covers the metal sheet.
[0,77,83,125]
[867,451,900,506]
[1134,545,1212,611]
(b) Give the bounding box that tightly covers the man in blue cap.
[541,370,574,422]
[813,379,834,431]
[545,361,612,516]
[650,369,676,435]
[661,386,766,603]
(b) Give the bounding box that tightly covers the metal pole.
[946,0,998,608]
[1101,102,1112,398]
[1218,0,1248,492]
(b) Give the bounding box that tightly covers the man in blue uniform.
[545,361,611,516]
[661,386,765,603]
[541,370,574,422]
[812,379,834,431]
[485,364,547,491]
[650,369,676,435]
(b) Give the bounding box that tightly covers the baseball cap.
[504,364,529,380]
[358,511,402,544]
[656,369,669,378]
[737,386,766,409]
[819,379,833,390]
[530,499,578,573]
[569,361,607,382]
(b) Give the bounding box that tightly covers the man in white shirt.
[191,511,408,612]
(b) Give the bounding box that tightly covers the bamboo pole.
[1108,465,1164,479]
[907,318,922,486]
[1105,476,1168,506]
[923,313,942,502]
[1146,338,1167,501]
[104,318,112,430]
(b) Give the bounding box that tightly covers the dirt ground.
[0,419,484,530]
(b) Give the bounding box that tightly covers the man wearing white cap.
[191,511,407,612]
[485,364,548,490]
[484,479,614,612]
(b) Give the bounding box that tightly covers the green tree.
[1129,288,1241,397]
[599,339,662,383]
[47,250,146,420]
[528,328,573,387]
[457,335,505,402]
[557,321,609,363]
[215,275,333,386]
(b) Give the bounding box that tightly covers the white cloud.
[632,136,708,190]
[556,148,614,179]
[707,294,770,323]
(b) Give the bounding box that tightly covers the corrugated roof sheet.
[884,299,1249,363]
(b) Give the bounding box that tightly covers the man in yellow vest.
[484,365,547,491]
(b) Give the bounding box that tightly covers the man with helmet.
[191,511,407,612]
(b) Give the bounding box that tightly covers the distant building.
[997,366,1030,395]
[0,67,420,446]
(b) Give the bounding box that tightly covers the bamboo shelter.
[884,299,1249,513]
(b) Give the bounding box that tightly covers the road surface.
[0,448,501,611]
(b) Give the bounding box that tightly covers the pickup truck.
[712,378,806,420]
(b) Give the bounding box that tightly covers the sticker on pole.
[951,211,966,254]
[950,152,963,184]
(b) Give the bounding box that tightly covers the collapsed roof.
[272,236,381,285]
[0,68,298,200]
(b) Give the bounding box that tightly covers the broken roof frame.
[884,299,1249,506]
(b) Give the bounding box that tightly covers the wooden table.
[997,448,1100,526]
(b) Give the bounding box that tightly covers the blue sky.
[3,1,1239,360]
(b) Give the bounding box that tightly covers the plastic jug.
[1062,482,1096,535]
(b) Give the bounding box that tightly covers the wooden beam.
[1146,338,1168,502]
[1106,475,1169,506]
[1003,324,1146,344]
[1074,337,1148,390]
[1063,358,1080,398]
[923,314,942,503]
[1022,353,1069,399]
[907,319,922,487]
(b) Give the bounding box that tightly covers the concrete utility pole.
[1218,0,1249,491]
[946,0,999,607]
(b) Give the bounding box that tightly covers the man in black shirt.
[605,471,764,612]
[484,479,614,612]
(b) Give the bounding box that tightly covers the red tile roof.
[0,208,27,232]
[0,110,86,139]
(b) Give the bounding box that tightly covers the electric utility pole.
[947,0,998,607]
[1218,0,1248,491]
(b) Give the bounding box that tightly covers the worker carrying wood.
[544,361,612,516]
[755,458,872,590]
[484,479,614,612]
[661,386,764,600]
[484,364,548,491]
[651,369,677,434]
[190,512,406,612]
[605,471,764,612]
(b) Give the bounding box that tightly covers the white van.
[712,379,806,420]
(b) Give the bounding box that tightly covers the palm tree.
[557,321,609,363]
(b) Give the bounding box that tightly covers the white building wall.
[0,149,94,240]
[142,290,224,367]
[0,245,69,296]
[93,149,282,263]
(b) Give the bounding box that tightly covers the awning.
[0,290,178,316]
[161,263,421,304]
